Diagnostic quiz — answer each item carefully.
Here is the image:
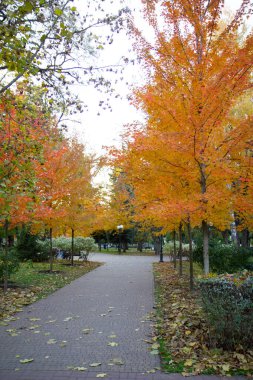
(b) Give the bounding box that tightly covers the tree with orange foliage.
[0,88,53,289]
[62,139,100,265]
[124,0,253,273]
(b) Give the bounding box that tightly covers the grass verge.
[153,262,253,376]
[0,260,102,320]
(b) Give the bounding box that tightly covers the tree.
[127,0,253,273]
[0,0,130,115]
[33,132,74,271]
[62,139,100,265]
[0,88,52,289]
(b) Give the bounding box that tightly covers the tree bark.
[137,241,143,252]
[3,219,9,293]
[159,235,164,262]
[71,228,74,266]
[202,220,209,274]
[179,223,183,276]
[241,229,250,248]
[49,227,53,272]
[173,230,177,268]
[187,220,194,291]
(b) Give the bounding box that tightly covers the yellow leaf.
[221,364,230,372]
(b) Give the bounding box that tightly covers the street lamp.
[117,225,124,253]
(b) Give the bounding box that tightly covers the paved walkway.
[0,254,245,380]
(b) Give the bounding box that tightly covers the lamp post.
[117,225,123,253]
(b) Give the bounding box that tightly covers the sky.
[67,0,248,184]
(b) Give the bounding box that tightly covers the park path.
[0,253,246,380]
[0,253,169,380]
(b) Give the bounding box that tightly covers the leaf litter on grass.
[154,262,253,376]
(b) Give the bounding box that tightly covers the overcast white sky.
[67,0,249,184]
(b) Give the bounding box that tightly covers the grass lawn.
[0,260,102,320]
[153,261,253,376]
[99,247,162,256]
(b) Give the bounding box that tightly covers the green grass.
[9,260,102,300]
[98,247,164,256]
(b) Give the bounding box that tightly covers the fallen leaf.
[96,374,107,378]
[20,358,34,364]
[74,367,87,371]
[184,359,193,367]
[109,358,124,365]
[107,342,118,347]
[150,350,159,355]
[89,362,102,367]
[221,364,230,372]
[47,339,57,344]
[82,328,93,334]
[63,317,73,322]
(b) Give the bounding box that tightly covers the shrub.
[15,227,46,262]
[193,239,252,273]
[163,241,190,256]
[0,248,20,281]
[78,237,97,260]
[36,239,51,261]
[198,274,253,350]
[52,236,97,260]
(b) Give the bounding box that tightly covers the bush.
[193,239,252,273]
[0,248,20,281]
[198,274,253,350]
[164,241,190,256]
[36,239,51,261]
[52,236,97,260]
[78,237,97,260]
[15,227,47,262]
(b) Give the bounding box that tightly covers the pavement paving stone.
[0,254,162,379]
[0,254,247,380]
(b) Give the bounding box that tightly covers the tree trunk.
[137,241,143,252]
[49,227,53,272]
[3,219,9,293]
[178,223,183,276]
[173,230,177,268]
[123,241,127,253]
[241,229,250,248]
[71,228,74,266]
[106,232,109,251]
[202,220,209,274]
[159,235,164,262]
[221,229,230,244]
[8,235,14,246]
[187,220,194,291]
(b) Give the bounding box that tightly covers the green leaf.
[54,8,63,16]
[23,2,33,12]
